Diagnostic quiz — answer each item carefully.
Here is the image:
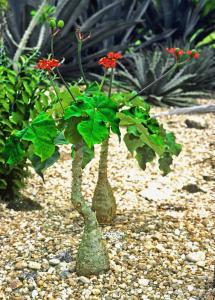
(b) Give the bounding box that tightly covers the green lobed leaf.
[82,144,95,169]
[3,138,25,166]
[29,148,60,180]
[124,133,143,154]
[54,131,69,145]
[158,152,173,175]
[135,145,156,170]
[79,92,117,123]
[164,132,182,156]
[64,105,83,119]
[16,112,58,161]
[77,119,109,148]
[64,118,83,144]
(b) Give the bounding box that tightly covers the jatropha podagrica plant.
[3,17,200,275]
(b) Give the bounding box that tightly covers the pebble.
[10,279,23,290]
[28,261,41,270]
[174,229,180,236]
[196,261,206,268]
[78,276,91,284]
[187,285,194,292]
[156,244,165,252]
[138,277,150,287]
[92,288,100,295]
[32,289,38,299]
[138,262,145,270]
[49,258,60,266]
[186,252,206,263]
[14,261,27,270]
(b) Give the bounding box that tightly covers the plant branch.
[13,0,47,70]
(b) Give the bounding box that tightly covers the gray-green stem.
[72,143,98,230]
[92,136,117,224]
[72,142,109,275]
[98,137,109,178]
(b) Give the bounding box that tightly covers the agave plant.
[4,0,158,80]
[181,47,215,92]
[114,47,208,107]
[142,0,215,48]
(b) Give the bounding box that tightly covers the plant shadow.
[5,196,43,211]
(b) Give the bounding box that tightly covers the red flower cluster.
[107,52,122,60]
[98,52,122,69]
[36,59,61,71]
[166,48,200,59]
[186,50,200,59]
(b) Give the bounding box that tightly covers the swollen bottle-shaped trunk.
[72,142,109,276]
[92,137,117,224]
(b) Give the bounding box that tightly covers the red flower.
[36,59,61,71]
[166,48,200,60]
[98,51,122,69]
[98,57,117,69]
[166,47,184,58]
[107,52,122,59]
[186,50,200,59]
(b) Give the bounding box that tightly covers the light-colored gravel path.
[0,101,214,300]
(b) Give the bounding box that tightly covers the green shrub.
[0,48,50,201]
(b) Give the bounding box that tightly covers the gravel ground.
[0,101,215,300]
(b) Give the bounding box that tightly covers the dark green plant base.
[92,178,117,225]
[76,226,110,276]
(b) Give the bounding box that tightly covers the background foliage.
[0,48,50,201]
[3,0,215,107]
